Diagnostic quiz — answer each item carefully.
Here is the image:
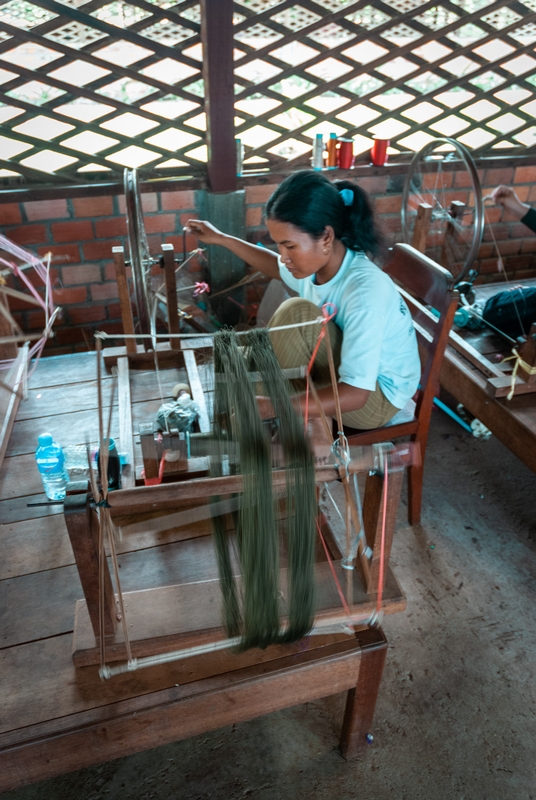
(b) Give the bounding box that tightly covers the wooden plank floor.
[441,279,536,475]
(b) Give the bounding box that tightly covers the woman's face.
[266,218,330,280]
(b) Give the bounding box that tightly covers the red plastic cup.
[370,138,390,166]
[338,138,354,169]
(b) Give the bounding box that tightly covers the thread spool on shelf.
[370,138,390,167]
[338,139,354,170]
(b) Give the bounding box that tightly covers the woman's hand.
[490,186,530,220]
[185,219,225,246]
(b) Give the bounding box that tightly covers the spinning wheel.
[124,168,153,336]
[401,138,484,282]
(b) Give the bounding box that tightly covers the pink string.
[304,302,338,427]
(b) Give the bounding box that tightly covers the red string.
[304,302,338,427]
[376,456,389,613]
[316,518,351,618]
[142,453,166,486]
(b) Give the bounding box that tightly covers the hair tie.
[339,188,353,207]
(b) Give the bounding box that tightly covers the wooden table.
[439,280,536,475]
[0,351,393,793]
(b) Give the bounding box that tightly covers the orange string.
[304,302,338,427]
[316,518,351,618]
[376,456,389,613]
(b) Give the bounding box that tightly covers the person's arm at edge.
[490,185,536,232]
[257,383,370,420]
[186,219,281,280]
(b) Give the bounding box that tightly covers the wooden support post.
[117,357,135,489]
[411,203,433,254]
[200,0,236,193]
[0,293,18,361]
[112,246,137,355]
[182,348,211,433]
[340,627,388,759]
[518,323,536,385]
[440,200,465,272]
[64,494,116,639]
[362,468,404,595]
[0,342,27,471]
[139,422,160,481]
[161,244,181,349]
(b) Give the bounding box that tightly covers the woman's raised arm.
[186,219,281,280]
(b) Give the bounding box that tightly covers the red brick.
[26,309,46,328]
[94,217,127,238]
[504,254,533,270]
[514,166,536,184]
[355,176,389,195]
[37,244,81,264]
[482,207,502,224]
[90,282,118,301]
[6,224,47,245]
[104,262,130,281]
[380,216,401,233]
[52,286,87,304]
[510,223,533,239]
[245,184,278,204]
[53,326,90,345]
[82,240,122,260]
[165,233,198,253]
[106,302,122,319]
[511,267,536,280]
[479,258,502,274]
[117,192,158,214]
[146,234,163,251]
[142,214,176,234]
[0,203,22,225]
[23,267,60,288]
[423,171,453,190]
[24,199,69,221]
[62,264,102,285]
[483,223,510,241]
[497,239,521,256]
[161,190,196,210]
[51,221,93,243]
[246,206,262,227]
[527,186,536,203]
[483,167,514,188]
[477,243,494,258]
[68,305,108,324]
[521,238,536,253]
[514,186,530,202]
[453,169,485,189]
[179,211,198,228]
[4,291,39,310]
[374,195,402,214]
[72,196,114,217]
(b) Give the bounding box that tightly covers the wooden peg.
[411,202,433,254]
[112,246,137,355]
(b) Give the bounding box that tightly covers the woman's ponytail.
[266,171,385,260]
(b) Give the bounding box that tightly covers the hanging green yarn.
[211,328,316,649]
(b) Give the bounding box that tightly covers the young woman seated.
[186,170,420,430]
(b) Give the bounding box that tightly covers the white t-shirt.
[278,248,421,409]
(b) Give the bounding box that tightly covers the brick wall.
[2,163,536,355]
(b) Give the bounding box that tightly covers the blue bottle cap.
[38,433,53,447]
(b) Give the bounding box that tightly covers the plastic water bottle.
[35,433,68,500]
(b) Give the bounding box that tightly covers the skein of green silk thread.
[213,331,280,649]
[245,328,316,643]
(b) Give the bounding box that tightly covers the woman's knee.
[268,297,319,327]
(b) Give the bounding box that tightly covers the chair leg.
[407,434,427,525]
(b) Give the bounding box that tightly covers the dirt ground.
[4,407,536,800]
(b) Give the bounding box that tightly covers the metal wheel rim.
[401,137,484,282]
[124,168,152,336]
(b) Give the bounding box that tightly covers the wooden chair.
[342,243,459,525]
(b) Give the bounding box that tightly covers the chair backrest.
[383,243,459,417]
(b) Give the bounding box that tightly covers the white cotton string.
[94,316,329,343]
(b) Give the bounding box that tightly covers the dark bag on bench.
[483,287,536,338]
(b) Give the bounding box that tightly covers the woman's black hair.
[265,170,385,259]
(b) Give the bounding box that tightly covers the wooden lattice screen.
[1,0,536,185]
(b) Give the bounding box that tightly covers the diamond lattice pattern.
[1,0,536,179]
